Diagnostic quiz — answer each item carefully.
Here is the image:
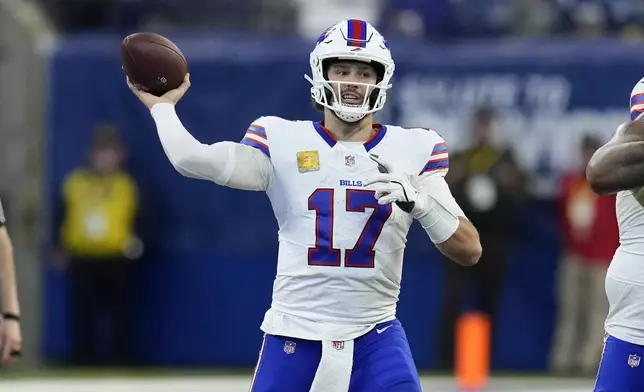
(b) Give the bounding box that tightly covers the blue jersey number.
[308,188,393,268]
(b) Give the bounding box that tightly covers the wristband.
[415,195,460,244]
[2,313,20,322]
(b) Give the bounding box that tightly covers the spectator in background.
[549,134,618,376]
[295,0,377,40]
[152,0,298,34]
[508,0,559,37]
[571,1,607,39]
[53,125,142,366]
[377,0,458,41]
[608,0,644,42]
[40,0,153,32]
[436,106,525,370]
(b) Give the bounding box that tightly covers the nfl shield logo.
[283,341,296,355]
[332,341,345,351]
[345,155,355,167]
[628,354,640,368]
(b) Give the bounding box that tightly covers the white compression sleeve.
[150,103,271,191]
[415,174,464,244]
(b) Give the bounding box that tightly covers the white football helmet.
[630,77,644,121]
[305,19,395,123]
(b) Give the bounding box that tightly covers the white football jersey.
[610,187,644,284]
[605,120,644,344]
[240,116,452,341]
[604,187,644,345]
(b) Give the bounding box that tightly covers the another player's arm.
[0,229,20,320]
[586,121,644,195]
[128,75,271,191]
[0,202,19,319]
[0,198,22,365]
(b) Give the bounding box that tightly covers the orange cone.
[455,312,490,390]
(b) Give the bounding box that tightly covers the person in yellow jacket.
[54,125,141,366]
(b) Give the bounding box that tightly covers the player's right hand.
[127,73,191,110]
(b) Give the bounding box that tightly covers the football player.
[128,19,481,392]
[587,78,644,391]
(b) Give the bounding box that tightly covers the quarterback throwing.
[128,19,481,392]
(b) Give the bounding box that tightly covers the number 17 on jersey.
[308,188,393,268]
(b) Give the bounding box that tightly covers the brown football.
[121,32,188,97]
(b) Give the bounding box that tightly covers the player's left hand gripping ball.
[365,155,426,215]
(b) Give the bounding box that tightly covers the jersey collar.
[313,121,387,152]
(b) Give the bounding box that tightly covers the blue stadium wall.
[43,32,641,370]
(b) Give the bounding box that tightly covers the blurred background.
[0,0,640,390]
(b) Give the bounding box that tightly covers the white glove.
[364,154,460,244]
[364,154,428,217]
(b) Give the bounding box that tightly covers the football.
[121,32,188,97]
